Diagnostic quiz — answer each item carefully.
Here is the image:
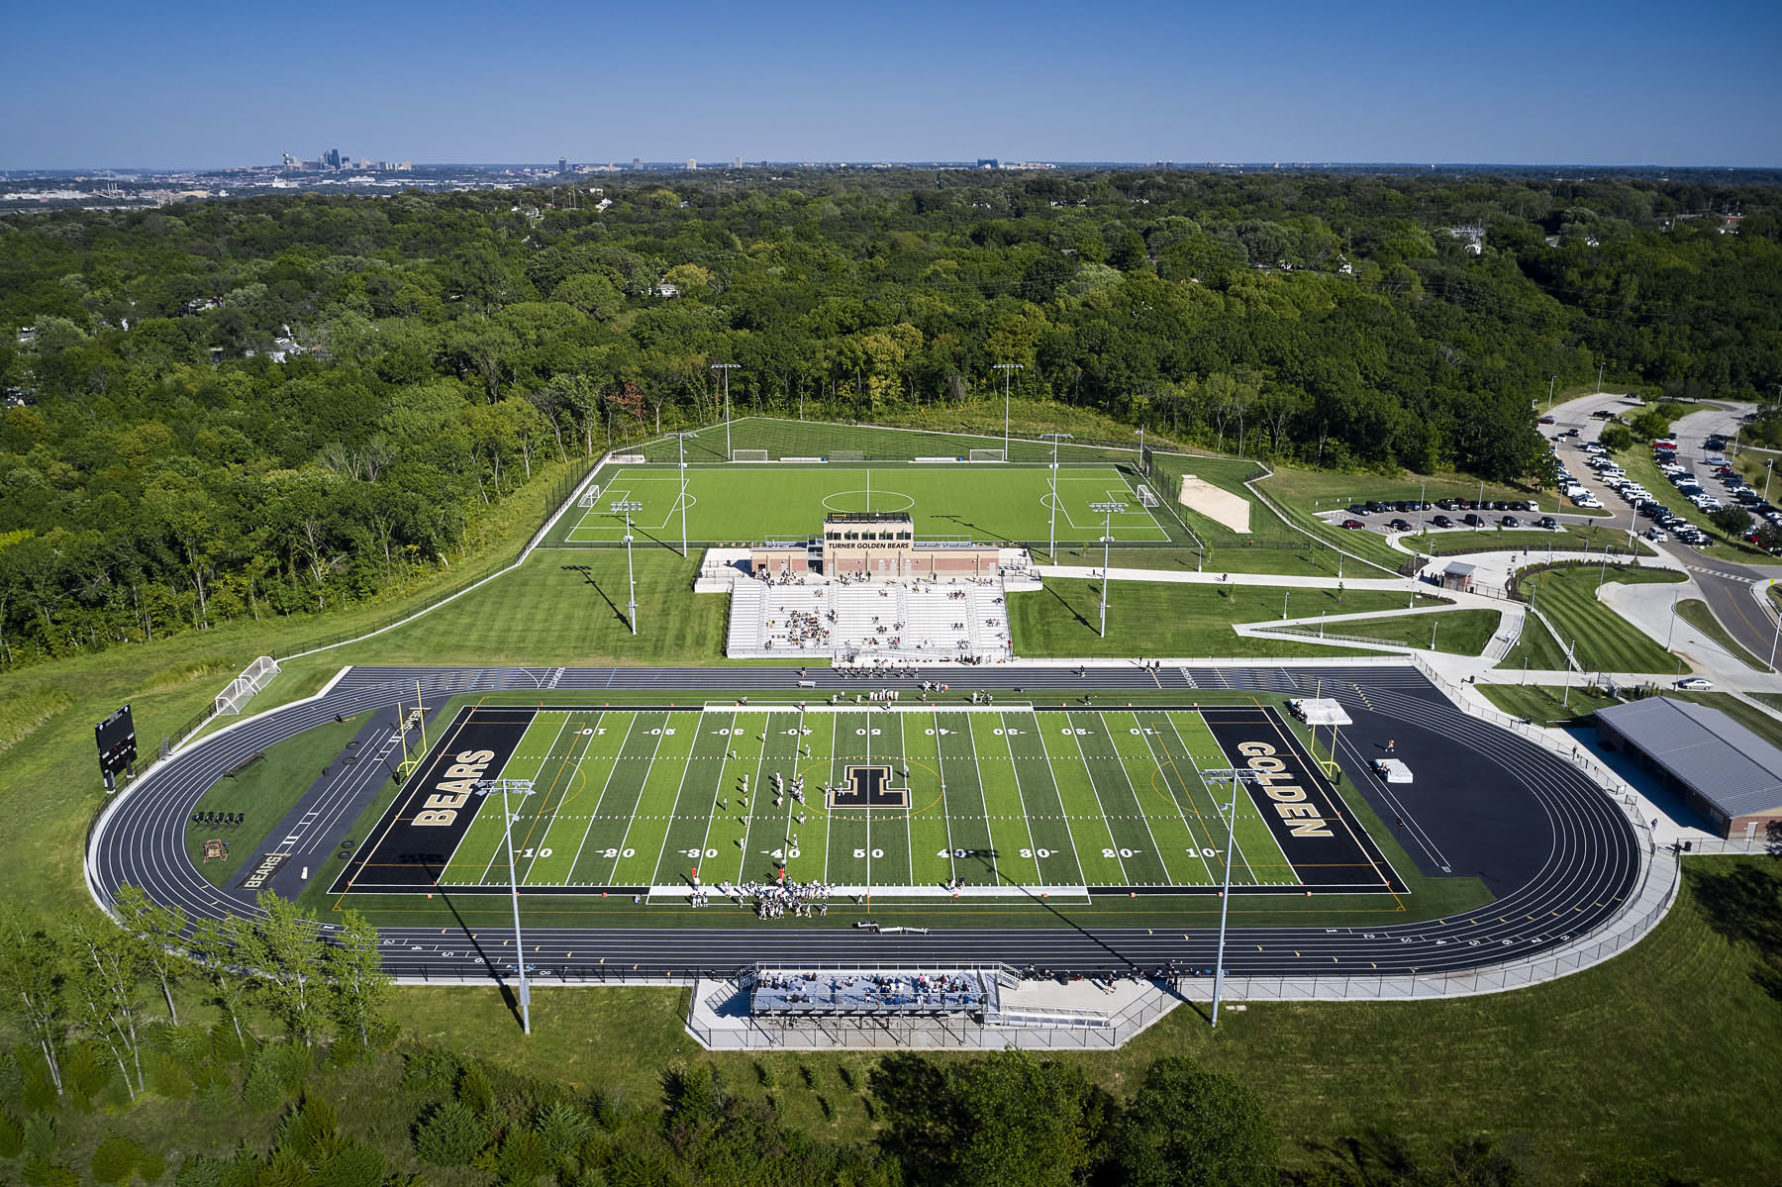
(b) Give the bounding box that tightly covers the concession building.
[1594,697,1782,840]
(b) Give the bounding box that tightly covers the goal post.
[577,484,601,508]
[1136,485,1159,508]
[732,449,770,462]
[215,656,280,716]
[968,448,1005,463]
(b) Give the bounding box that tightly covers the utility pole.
[610,499,642,634]
[1547,374,1557,410]
[1198,768,1265,1028]
[1041,432,1073,560]
[1596,362,1605,393]
[669,432,699,556]
[992,363,1022,458]
[711,363,738,461]
[1090,501,1126,637]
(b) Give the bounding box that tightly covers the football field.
[336,703,1403,897]
[556,465,1170,546]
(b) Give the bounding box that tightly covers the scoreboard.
[95,705,137,789]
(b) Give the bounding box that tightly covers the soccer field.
[336,704,1403,898]
[555,465,1171,546]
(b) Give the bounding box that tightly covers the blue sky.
[6,0,1779,169]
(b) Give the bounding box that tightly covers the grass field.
[550,464,1172,548]
[1413,524,1651,558]
[1008,580,1441,658]
[1474,683,1620,725]
[341,704,1398,897]
[1677,598,1773,671]
[635,413,1148,467]
[1505,565,1684,673]
[1316,608,1502,656]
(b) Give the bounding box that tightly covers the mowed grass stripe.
[824,711,872,887]
[1035,715,1137,885]
[901,714,955,888]
[966,713,1043,887]
[439,711,572,885]
[1061,711,1173,885]
[1134,713,1251,885]
[933,711,999,887]
[721,711,804,887]
[611,716,704,884]
[649,711,756,887]
[1000,711,1094,886]
[564,712,669,883]
[1104,711,1215,885]
[771,709,829,886]
[525,711,633,884]
[865,713,915,890]
[506,710,609,884]
[1167,712,1300,886]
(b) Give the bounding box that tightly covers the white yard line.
[562,712,637,883]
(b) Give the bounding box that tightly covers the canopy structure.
[1289,698,1353,727]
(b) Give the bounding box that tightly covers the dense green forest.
[1,169,1778,669]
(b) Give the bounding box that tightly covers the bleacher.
[751,967,993,1018]
[723,575,1013,663]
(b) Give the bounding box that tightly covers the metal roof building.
[1595,697,1782,840]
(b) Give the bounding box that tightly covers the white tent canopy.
[1289,698,1353,727]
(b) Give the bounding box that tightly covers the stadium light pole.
[1090,501,1126,637]
[993,363,1022,458]
[1199,768,1265,1028]
[611,500,642,634]
[711,363,739,461]
[1041,432,1073,559]
[485,778,535,1035]
[668,432,700,556]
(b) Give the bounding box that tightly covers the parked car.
[1364,500,1387,514]
[1646,527,1668,542]
[1538,415,1556,424]
[1462,513,1484,527]
[1341,518,1366,530]
[1389,518,1414,532]
[1431,515,1454,528]
[1538,516,1558,529]
[1675,677,1713,691]
[1500,515,1521,528]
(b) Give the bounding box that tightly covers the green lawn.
[638,409,1149,466]
[383,856,1782,1184]
[1318,608,1502,656]
[183,713,371,886]
[1009,580,1443,658]
[1501,608,1571,672]
[1413,524,1650,558]
[1677,598,1773,672]
[1506,565,1684,673]
[1474,682,1620,724]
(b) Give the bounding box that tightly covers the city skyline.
[5,0,1781,170]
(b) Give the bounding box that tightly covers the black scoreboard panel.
[96,705,137,776]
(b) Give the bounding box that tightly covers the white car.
[1674,677,1713,691]
[1645,528,1668,542]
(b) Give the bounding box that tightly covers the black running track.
[87,664,1641,982]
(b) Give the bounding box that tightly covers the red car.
[1538,415,1556,424]
[1341,518,1366,529]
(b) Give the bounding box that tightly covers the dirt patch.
[1178,475,1251,533]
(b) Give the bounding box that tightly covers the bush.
[22,1158,80,1187]
[0,1110,22,1158]
[92,1136,147,1184]
[414,1101,487,1166]
[174,1156,226,1187]
[315,1144,384,1187]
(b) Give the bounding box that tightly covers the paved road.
[88,664,1642,984]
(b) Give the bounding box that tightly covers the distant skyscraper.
[324,148,341,169]
[559,157,567,173]
[732,155,741,169]
[686,158,697,171]
[632,157,642,170]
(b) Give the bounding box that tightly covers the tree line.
[0,882,1691,1185]
[1,169,1778,669]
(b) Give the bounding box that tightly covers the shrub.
[92,1136,147,1184]
[23,1158,80,1187]
[0,1111,22,1159]
[414,1101,487,1166]
[315,1144,384,1187]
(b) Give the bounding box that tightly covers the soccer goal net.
[1136,485,1159,508]
[968,448,1006,463]
[733,449,770,462]
[829,449,866,462]
[215,656,280,716]
[577,484,602,508]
